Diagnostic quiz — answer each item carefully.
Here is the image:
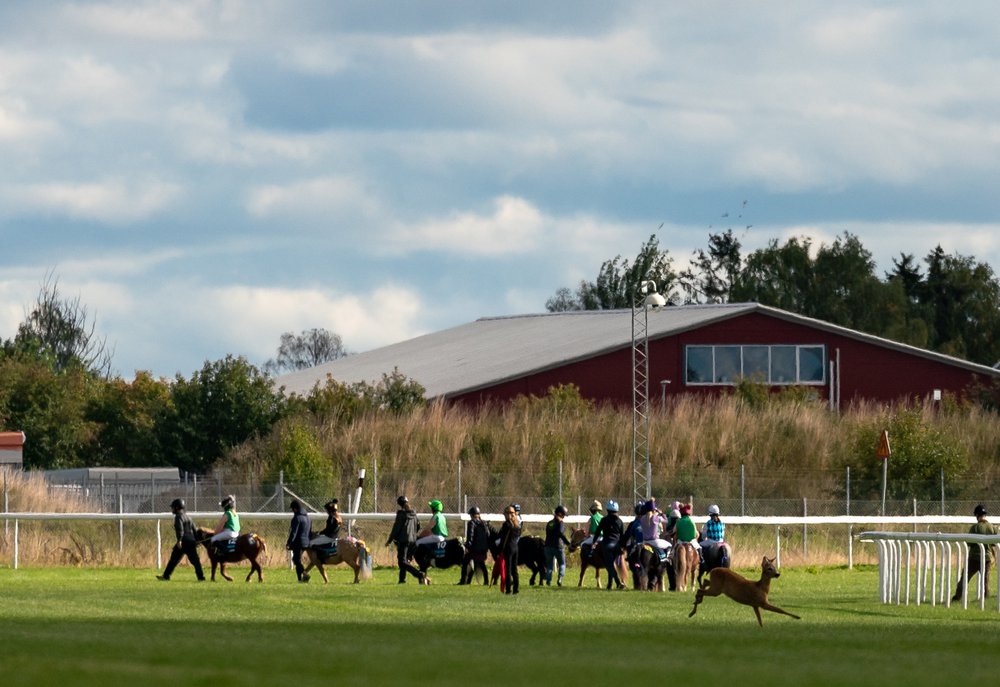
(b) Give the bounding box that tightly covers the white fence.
[1,511,977,571]
[859,531,1000,612]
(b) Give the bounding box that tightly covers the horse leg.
[220,562,233,582]
[318,563,329,584]
[352,560,360,584]
[577,561,586,587]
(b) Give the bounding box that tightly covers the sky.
[1,1,999,380]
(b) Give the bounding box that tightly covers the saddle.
[213,538,238,556]
[643,544,669,563]
[313,541,339,562]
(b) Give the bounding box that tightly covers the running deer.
[688,556,801,626]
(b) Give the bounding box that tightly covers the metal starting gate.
[860,531,1000,611]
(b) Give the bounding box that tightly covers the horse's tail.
[358,541,373,580]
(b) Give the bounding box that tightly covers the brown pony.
[568,528,629,589]
[674,541,699,592]
[302,537,371,584]
[195,527,267,582]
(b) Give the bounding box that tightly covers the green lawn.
[0,563,996,687]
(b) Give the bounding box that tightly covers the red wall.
[449,312,993,407]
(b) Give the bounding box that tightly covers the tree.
[921,246,1000,364]
[14,275,113,377]
[678,229,744,304]
[264,328,348,375]
[161,356,285,474]
[86,371,173,467]
[546,234,677,311]
[0,350,99,469]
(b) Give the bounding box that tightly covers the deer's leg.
[761,602,801,620]
[753,606,764,626]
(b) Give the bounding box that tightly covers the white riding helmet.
[708,504,721,515]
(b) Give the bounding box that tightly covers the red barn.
[277,303,1000,408]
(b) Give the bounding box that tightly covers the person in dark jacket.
[157,498,204,581]
[386,495,426,584]
[460,506,490,585]
[593,499,626,590]
[543,505,572,586]
[286,500,312,582]
[498,504,522,595]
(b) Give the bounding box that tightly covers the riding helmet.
[170,498,185,511]
[220,495,235,509]
[397,495,408,507]
[708,504,721,516]
[606,500,619,513]
[974,504,988,517]
[590,499,602,512]
[554,505,567,517]
[513,503,521,513]
[290,499,301,512]
[429,499,444,512]
[468,506,481,516]
[324,499,339,510]
[634,502,644,516]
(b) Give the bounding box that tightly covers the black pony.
[698,540,732,584]
[412,538,465,576]
[517,535,548,586]
[629,543,675,591]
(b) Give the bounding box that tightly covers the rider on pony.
[699,504,730,569]
[210,495,240,555]
[580,500,603,561]
[415,499,448,547]
[310,499,342,548]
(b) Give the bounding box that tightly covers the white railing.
[1,511,977,571]
[859,531,1000,611]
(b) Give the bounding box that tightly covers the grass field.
[1,563,997,687]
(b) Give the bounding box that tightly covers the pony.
[629,543,674,592]
[302,537,371,584]
[195,527,267,582]
[412,538,465,579]
[568,528,629,589]
[517,535,548,586]
[674,541,699,592]
[698,539,733,584]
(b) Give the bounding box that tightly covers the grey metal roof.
[276,302,1000,400]
[277,303,755,399]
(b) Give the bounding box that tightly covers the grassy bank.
[1,565,997,687]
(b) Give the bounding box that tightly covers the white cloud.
[246,176,379,224]
[193,283,427,359]
[61,1,213,42]
[0,178,181,223]
[389,195,545,256]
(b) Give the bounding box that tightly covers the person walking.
[386,495,426,585]
[953,504,999,601]
[460,506,490,585]
[286,499,312,582]
[498,504,522,595]
[543,505,571,586]
[593,500,626,590]
[157,498,204,581]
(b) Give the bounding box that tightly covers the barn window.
[685,344,826,386]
